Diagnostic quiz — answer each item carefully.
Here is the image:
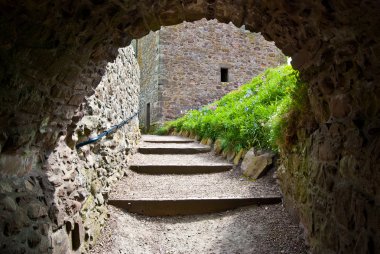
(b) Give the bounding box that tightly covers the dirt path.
[91,204,307,254]
[89,135,308,254]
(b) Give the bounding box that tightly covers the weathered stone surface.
[27,232,41,248]
[27,202,48,220]
[90,180,102,195]
[214,139,223,154]
[51,228,71,254]
[0,181,13,192]
[0,196,17,212]
[242,150,274,179]
[3,214,25,236]
[233,149,244,165]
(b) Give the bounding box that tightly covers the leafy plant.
[156,65,305,152]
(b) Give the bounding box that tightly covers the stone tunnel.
[0,0,379,253]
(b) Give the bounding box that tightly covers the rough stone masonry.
[0,46,140,253]
[0,1,379,253]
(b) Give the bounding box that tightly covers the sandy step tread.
[110,171,280,200]
[131,153,232,166]
[142,135,194,143]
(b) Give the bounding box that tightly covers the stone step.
[111,135,282,216]
[108,197,282,216]
[141,135,194,143]
[130,165,232,174]
[130,153,232,174]
[138,142,211,154]
[110,171,281,202]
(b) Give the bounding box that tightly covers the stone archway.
[0,1,379,253]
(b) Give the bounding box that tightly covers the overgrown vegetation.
[156,65,307,152]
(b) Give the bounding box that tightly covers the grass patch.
[156,65,306,152]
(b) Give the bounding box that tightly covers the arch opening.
[0,1,378,253]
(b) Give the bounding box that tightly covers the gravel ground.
[90,204,308,254]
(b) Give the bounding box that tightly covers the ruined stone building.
[136,19,286,129]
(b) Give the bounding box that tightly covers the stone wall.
[153,19,286,121]
[0,1,379,253]
[278,38,380,253]
[137,32,161,130]
[0,46,140,253]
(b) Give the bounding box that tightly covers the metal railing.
[75,111,139,149]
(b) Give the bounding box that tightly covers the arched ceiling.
[0,0,378,161]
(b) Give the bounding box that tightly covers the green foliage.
[156,65,304,152]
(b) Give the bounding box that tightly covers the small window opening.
[135,40,138,58]
[132,40,138,58]
[146,103,151,132]
[221,68,229,82]
[72,222,81,250]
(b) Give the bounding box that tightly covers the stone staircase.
[108,135,282,216]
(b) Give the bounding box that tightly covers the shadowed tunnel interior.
[0,1,379,253]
